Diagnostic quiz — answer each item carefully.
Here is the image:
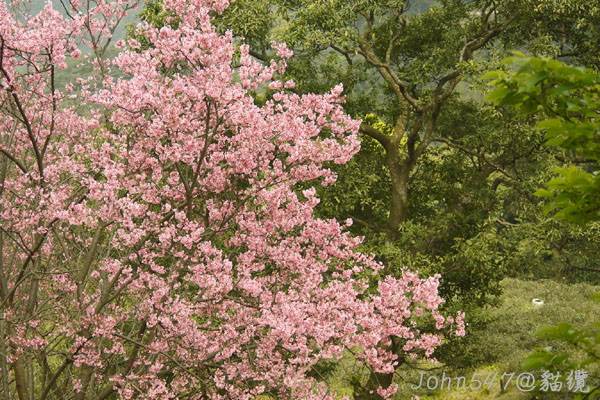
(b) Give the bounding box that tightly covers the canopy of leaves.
[485,54,600,225]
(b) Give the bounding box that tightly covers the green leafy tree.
[485,54,600,399]
[485,54,600,224]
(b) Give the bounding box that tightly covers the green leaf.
[550,354,569,366]
[537,119,563,129]
[527,71,550,87]
[483,87,512,104]
[535,326,561,339]
[522,352,553,370]
[500,92,525,105]
[518,99,539,115]
[534,188,554,198]
[545,136,567,147]
[481,70,505,80]
[547,84,572,96]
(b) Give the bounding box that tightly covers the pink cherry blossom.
[0,0,465,399]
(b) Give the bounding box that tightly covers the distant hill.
[28,0,439,36]
[28,0,439,89]
[27,0,142,41]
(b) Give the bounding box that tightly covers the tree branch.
[432,136,518,181]
[359,123,391,150]
[0,148,28,175]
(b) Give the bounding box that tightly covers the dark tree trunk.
[386,148,410,240]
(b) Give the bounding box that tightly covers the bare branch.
[0,148,28,175]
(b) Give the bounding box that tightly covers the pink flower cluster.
[0,0,465,399]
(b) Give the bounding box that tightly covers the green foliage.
[484,54,600,225]
[437,278,600,372]
[486,54,600,399]
[213,0,276,51]
[500,0,600,69]
[522,301,600,399]
[311,115,391,232]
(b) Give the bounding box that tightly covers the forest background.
[4,0,600,399]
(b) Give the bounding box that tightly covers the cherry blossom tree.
[0,0,464,399]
